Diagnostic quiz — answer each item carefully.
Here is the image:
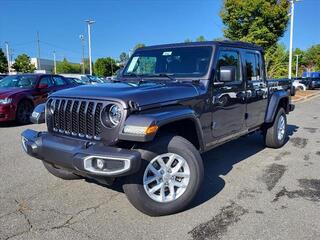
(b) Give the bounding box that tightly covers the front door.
[210,48,246,144]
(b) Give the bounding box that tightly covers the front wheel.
[264,108,287,148]
[16,100,34,124]
[123,135,204,216]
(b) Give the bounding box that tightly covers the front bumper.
[21,129,141,177]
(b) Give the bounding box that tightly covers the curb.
[293,91,320,103]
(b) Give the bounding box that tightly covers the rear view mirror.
[219,66,236,82]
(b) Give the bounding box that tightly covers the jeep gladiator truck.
[21,41,295,216]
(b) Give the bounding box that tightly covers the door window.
[52,76,67,86]
[216,50,242,83]
[39,76,53,87]
[244,52,262,81]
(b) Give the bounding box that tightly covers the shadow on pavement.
[86,124,299,209]
[0,121,32,128]
[189,124,299,209]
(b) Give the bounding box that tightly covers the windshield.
[87,75,105,83]
[123,46,212,78]
[0,75,37,88]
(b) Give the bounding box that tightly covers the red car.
[0,74,78,124]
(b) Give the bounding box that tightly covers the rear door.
[242,51,268,128]
[210,48,247,142]
[52,75,69,91]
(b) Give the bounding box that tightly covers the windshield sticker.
[127,57,139,72]
[162,51,172,56]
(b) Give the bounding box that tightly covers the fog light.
[96,159,104,169]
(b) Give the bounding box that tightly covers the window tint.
[39,76,53,87]
[217,50,241,83]
[244,52,262,81]
[52,76,66,86]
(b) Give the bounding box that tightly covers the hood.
[51,81,201,108]
[0,88,29,99]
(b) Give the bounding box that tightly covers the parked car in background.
[60,74,106,85]
[301,72,320,89]
[292,80,307,91]
[0,74,78,124]
[64,77,85,85]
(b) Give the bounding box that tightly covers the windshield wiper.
[151,73,176,81]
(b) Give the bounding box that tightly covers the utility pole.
[85,20,95,75]
[4,42,10,73]
[53,50,57,74]
[295,54,300,78]
[37,31,41,70]
[79,34,85,74]
[288,0,300,79]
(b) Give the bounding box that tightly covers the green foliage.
[134,43,146,50]
[220,0,289,50]
[302,44,320,71]
[56,58,81,74]
[119,52,129,65]
[0,49,8,73]
[94,57,119,77]
[265,43,288,78]
[12,54,36,73]
[196,36,206,42]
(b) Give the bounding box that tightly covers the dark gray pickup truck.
[21,41,295,216]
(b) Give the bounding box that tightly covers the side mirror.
[219,66,236,82]
[30,104,46,124]
[38,83,48,89]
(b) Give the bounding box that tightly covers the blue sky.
[0,0,319,63]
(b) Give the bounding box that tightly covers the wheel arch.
[265,91,289,123]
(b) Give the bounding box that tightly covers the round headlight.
[108,104,122,126]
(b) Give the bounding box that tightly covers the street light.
[85,19,95,75]
[295,54,300,78]
[79,34,85,74]
[288,0,300,79]
[53,50,57,74]
[4,42,10,73]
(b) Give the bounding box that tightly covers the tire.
[43,161,81,180]
[123,135,204,216]
[16,100,34,124]
[264,108,287,148]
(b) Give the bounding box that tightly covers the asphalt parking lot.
[1,96,320,240]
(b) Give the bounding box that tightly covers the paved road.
[1,96,320,240]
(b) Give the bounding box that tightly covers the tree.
[265,43,288,78]
[94,57,119,77]
[184,38,192,43]
[220,0,289,50]
[196,36,206,42]
[56,58,81,74]
[119,52,129,64]
[12,54,36,73]
[134,43,146,51]
[0,49,8,73]
[302,44,320,71]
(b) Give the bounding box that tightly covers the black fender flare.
[265,91,289,123]
[118,106,205,150]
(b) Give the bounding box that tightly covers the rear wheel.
[123,135,204,216]
[16,100,33,124]
[43,162,81,180]
[264,108,287,148]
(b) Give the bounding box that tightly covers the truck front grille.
[47,98,103,140]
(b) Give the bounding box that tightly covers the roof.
[137,40,264,52]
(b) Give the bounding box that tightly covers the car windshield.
[0,75,37,88]
[87,75,105,83]
[123,46,212,78]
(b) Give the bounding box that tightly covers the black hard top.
[137,40,264,52]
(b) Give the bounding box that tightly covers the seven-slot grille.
[47,98,103,140]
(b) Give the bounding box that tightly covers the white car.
[293,80,306,91]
